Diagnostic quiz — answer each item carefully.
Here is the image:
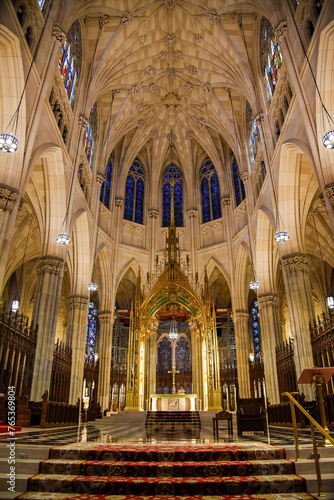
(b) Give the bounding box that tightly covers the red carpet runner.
[16,442,315,500]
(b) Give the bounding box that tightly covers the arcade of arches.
[0,0,334,418]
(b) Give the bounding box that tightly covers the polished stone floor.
[0,411,332,448]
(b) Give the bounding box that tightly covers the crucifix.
[168,365,180,394]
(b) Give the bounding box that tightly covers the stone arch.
[317,19,334,186]
[115,258,142,309]
[95,245,112,309]
[0,25,25,188]
[277,141,320,254]
[205,257,231,308]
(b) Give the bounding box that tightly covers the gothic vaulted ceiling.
[62,0,283,173]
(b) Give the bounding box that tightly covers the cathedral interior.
[1,0,334,459]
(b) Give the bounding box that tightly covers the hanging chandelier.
[87,282,98,292]
[56,232,71,246]
[169,319,178,340]
[249,280,260,291]
[275,230,289,243]
[0,132,19,154]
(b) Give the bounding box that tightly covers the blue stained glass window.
[249,117,259,169]
[260,17,283,102]
[38,0,46,10]
[59,21,81,108]
[124,159,145,224]
[84,103,97,169]
[250,300,262,360]
[162,164,183,227]
[231,151,246,206]
[85,302,98,364]
[200,158,221,223]
[100,153,113,209]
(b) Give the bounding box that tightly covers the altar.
[150,394,197,411]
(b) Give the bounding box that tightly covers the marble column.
[67,295,89,404]
[97,310,113,411]
[281,253,315,400]
[257,294,281,404]
[234,310,251,398]
[30,256,64,401]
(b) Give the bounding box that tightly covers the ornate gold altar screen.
[124,192,222,411]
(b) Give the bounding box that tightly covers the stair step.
[39,458,295,476]
[16,493,317,500]
[27,474,306,495]
[15,491,318,500]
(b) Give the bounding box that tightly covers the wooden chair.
[236,397,267,435]
[212,410,233,437]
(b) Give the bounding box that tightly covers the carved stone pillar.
[30,256,64,401]
[257,294,281,404]
[67,295,89,404]
[97,310,113,411]
[187,208,198,274]
[234,310,251,398]
[0,185,19,287]
[281,253,315,400]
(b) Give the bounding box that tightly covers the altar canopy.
[124,177,222,412]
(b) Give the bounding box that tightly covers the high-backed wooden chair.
[236,397,267,435]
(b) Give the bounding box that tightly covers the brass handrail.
[282,391,334,497]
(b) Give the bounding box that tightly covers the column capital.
[234,310,249,322]
[274,20,288,43]
[37,255,64,276]
[258,294,280,309]
[79,114,89,129]
[255,112,264,125]
[98,310,112,324]
[0,184,19,213]
[187,208,198,219]
[240,170,249,182]
[282,253,310,273]
[52,24,66,45]
[115,197,124,208]
[148,208,159,219]
[325,182,334,209]
[230,12,242,27]
[96,173,105,184]
[68,295,89,310]
[221,196,230,207]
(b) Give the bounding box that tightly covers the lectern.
[297,367,334,444]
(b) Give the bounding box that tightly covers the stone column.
[234,310,251,398]
[257,294,281,404]
[97,310,113,411]
[281,253,315,400]
[67,295,89,404]
[0,185,19,288]
[187,209,198,274]
[30,256,64,401]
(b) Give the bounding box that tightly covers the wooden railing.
[276,338,297,399]
[40,390,80,427]
[0,308,38,399]
[50,340,71,403]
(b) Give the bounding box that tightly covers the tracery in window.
[247,103,260,169]
[124,159,145,224]
[100,153,113,209]
[58,21,81,108]
[260,17,283,102]
[231,151,245,207]
[250,300,262,361]
[162,164,183,227]
[200,158,222,223]
[84,103,97,170]
[85,302,98,364]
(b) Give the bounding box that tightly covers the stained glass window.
[124,159,145,224]
[200,158,222,223]
[58,21,81,108]
[175,336,191,374]
[100,153,113,209]
[157,337,172,374]
[85,302,98,364]
[38,0,46,10]
[246,103,260,169]
[250,300,262,361]
[84,103,97,170]
[231,151,246,207]
[260,17,283,102]
[162,164,183,227]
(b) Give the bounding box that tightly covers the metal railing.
[282,392,334,497]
